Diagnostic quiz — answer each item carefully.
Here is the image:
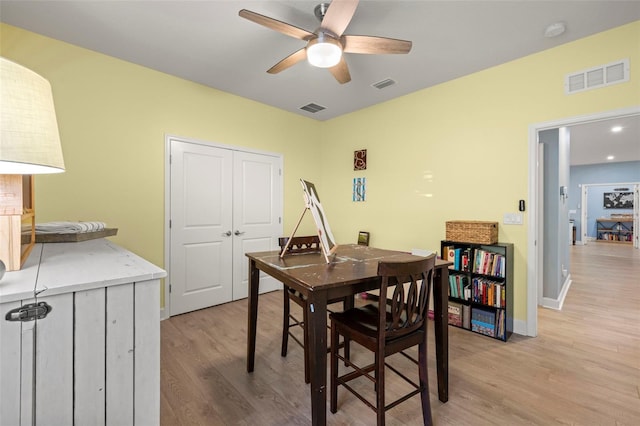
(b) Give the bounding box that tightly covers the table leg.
[247,259,259,373]
[307,294,328,426]
[433,267,449,402]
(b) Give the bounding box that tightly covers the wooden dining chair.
[278,235,350,384]
[329,255,436,426]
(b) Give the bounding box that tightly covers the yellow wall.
[2,21,639,323]
[320,21,640,321]
[0,23,322,258]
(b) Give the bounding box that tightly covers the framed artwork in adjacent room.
[603,191,633,209]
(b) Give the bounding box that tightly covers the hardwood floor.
[160,243,640,425]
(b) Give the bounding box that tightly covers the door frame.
[581,184,588,244]
[163,134,284,319]
[527,105,640,337]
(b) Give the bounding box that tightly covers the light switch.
[503,213,523,225]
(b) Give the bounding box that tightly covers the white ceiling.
[568,114,640,166]
[1,0,639,165]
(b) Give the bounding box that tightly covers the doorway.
[580,182,639,246]
[527,105,640,337]
[164,136,283,317]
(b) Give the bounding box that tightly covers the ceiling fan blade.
[328,57,351,84]
[343,35,412,54]
[267,48,307,74]
[239,9,314,40]
[320,0,359,37]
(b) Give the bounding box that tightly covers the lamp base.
[0,175,35,271]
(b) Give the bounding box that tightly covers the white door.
[170,141,234,315]
[232,151,282,299]
[169,139,283,316]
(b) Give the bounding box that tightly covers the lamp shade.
[0,57,65,174]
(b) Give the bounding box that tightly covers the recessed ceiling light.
[607,155,615,160]
[611,125,623,133]
[544,22,566,38]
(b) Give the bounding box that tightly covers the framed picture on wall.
[603,191,633,209]
[357,231,370,246]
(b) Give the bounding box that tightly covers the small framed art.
[353,177,366,202]
[354,149,367,170]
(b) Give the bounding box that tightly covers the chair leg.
[281,288,290,357]
[330,322,339,413]
[418,340,433,426]
[303,302,310,384]
[342,297,352,363]
[376,351,385,426]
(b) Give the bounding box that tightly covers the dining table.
[246,244,451,426]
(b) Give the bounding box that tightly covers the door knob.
[234,230,245,236]
[222,231,232,237]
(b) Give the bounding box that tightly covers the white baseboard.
[513,319,529,336]
[540,274,572,310]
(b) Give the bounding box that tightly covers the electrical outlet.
[503,213,523,225]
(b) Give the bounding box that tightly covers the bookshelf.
[441,240,514,342]
[596,218,633,243]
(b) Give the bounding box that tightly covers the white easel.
[280,180,338,264]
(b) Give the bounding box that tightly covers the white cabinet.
[0,239,166,426]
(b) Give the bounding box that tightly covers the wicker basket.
[446,221,498,244]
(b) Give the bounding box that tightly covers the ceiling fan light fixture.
[307,34,342,68]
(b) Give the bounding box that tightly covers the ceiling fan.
[239,0,412,84]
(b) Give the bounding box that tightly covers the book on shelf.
[471,307,496,338]
[473,249,505,278]
[444,246,473,272]
[462,304,471,329]
[448,274,470,300]
[496,309,505,340]
[453,248,462,270]
[448,301,463,327]
[471,277,505,307]
[461,248,471,272]
[444,246,456,264]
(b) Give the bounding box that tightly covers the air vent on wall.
[372,78,396,89]
[300,103,326,113]
[565,59,629,94]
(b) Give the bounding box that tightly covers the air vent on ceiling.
[565,59,629,94]
[372,78,396,89]
[300,103,326,113]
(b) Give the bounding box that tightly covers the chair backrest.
[377,254,436,340]
[279,235,321,253]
